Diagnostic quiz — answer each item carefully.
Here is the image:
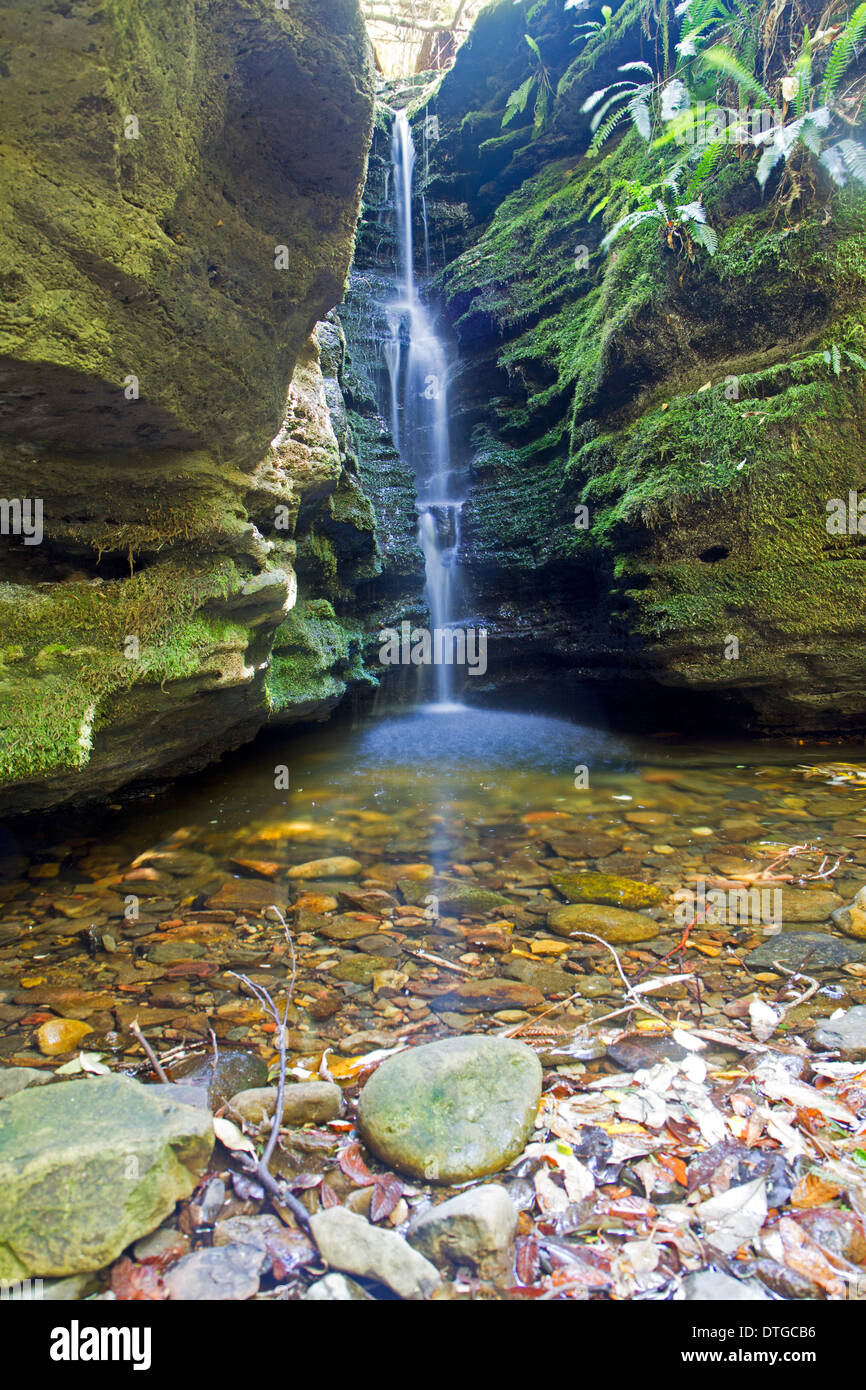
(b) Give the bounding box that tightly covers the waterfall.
[388,109,463,708]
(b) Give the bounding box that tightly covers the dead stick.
[130,1020,170,1084]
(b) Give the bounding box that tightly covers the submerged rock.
[832,886,866,940]
[229,1080,342,1127]
[408,1185,518,1280]
[289,857,362,880]
[548,903,661,943]
[357,1036,542,1183]
[0,1076,213,1279]
[309,1207,441,1299]
[551,872,665,910]
[812,1006,866,1056]
[745,932,866,970]
[428,978,543,1013]
[0,1065,52,1099]
[172,1049,269,1108]
[35,1018,93,1056]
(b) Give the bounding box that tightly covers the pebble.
[309,1208,441,1299]
[408,1185,518,1279]
[228,1080,342,1126]
[163,1242,262,1300]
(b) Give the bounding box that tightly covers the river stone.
[408,1185,518,1279]
[745,931,866,970]
[229,1080,342,1126]
[812,1006,866,1056]
[550,871,665,910]
[309,1208,441,1299]
[547,903,660,943]
[288,857,362,880]
[331,953,391,983]
[357,1036,542,1183]
[304,1272,370,1300]
[435,880,512,915]
[172,1049,269,1108]
[163,1242,261,1300]
[0,1065,52,1100]
[778,887,843,923]
[428,978,543,1013]
[505,957,575,995]
[0,1075,213,1279]
[206,879,287,911]
[832,887,866,940]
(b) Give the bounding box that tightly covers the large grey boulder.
[0,1075,213,1279]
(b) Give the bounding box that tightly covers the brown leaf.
[790,1173,843,1208]
[515,1234,541,1285]
[110,1257,168,1301]
[339,1140,377,1186]
[370,1173,404,1222]
[320,1181,340,1209]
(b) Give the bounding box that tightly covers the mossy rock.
[548,903,661,943]
[0,1075,213,1279]
[357,1036,542,1183]
[551,871,665,910]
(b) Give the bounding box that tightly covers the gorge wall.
[0,0,423,815]
[408,0,866,733]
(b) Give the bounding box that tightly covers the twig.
[228,905,311,1233]
[130,1020,170,1084]
[408,948,473,975]
[567,931,672,1029]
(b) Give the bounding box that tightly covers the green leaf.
[701,45,772,105]
[821,3,866,104]
[525,33,542,64]
[832,344,842,376]
[533,82,550,136]
[689,221,718,255]
[502,75,536,127]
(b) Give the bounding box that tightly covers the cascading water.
[387,109,463,708]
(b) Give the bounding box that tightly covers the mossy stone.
[0,1076,213,1279]
[357,1036,542,1183]
[548,902,661,943]
[551,871,665,910]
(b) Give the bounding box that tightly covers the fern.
[821,2,866,104]
[502,75,536,128]
[821,137,866,187]
[701,44,772,104]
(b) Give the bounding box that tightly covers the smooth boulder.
[548,902,660,943]
[358,1036,541,1183]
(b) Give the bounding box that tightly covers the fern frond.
[701,45,772,104]
[588,103,631,153]
[821,2,866,104]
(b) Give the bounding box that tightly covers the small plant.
[502,31,554,133]
[594,168,718,262]
[824,343,866,375]
[581,61,657,152]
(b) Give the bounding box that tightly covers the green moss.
[0,557,242,782]
[265,599,371,714]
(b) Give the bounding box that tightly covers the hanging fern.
[821,2,866,104]
[701,45,772,104]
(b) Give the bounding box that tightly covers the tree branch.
[363,9,469,32]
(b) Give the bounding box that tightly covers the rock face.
[407,0,866,735]
[357,1035,542,1182]
[0,1076,213,1279]
[0,0,422,813]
